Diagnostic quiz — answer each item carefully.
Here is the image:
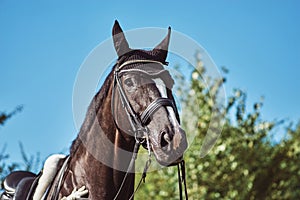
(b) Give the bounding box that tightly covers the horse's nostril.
[161,131,171,148]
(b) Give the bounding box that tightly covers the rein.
[178,160,188,200]
[112,59,188,200]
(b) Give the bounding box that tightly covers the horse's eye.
[124,78,134,87]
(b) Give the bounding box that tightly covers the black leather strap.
[140,97,177,125]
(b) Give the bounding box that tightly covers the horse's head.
[111,21,187,166]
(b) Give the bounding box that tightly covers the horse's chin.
[151,148,185,167]
[159,156,184,167]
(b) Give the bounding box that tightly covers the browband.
[117,59,168,70]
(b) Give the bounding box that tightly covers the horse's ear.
[153,27,171,61]
[112,20,131,57]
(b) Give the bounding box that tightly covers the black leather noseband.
[140,97,177,125]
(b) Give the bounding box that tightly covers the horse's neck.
[62,93,136,199]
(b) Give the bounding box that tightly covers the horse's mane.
[70,64,117,155]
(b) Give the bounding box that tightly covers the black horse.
[1,20,188,200]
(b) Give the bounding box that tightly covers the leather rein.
[112,59,188,200]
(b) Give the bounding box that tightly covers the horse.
[1,20,188,200]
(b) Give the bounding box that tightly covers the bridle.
[112,59,180,137]
[112,59,188,200]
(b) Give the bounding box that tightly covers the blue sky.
[1,1,299,165]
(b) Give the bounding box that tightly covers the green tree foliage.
[0,143,40,185]
[0,107,23,182]
[135,57,300,199]
[0,107,40,185]
[0,145,18,183]
[18,142,40,172]
[0,106,23,126]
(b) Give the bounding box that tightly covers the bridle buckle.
[135,126,152,157]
